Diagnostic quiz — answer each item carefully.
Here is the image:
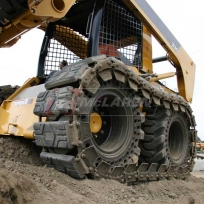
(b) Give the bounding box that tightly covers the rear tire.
[139,107,192,168]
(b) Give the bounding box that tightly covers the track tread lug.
[110,167,125,179]
[40,152,85,179]
[34,121,74,149]
[96,161,111,178]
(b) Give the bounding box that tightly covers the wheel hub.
[90,112,102,133]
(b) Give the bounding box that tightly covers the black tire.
[139,107,192,168]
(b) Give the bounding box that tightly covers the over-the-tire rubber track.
[33,56,197,184]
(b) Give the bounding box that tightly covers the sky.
[0,0,203,140]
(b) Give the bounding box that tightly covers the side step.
[40,152,85,179]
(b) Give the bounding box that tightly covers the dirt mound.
[0,168,93,204]
[0,136,204,204]
[0,136,43,166]
[0,169,37,204]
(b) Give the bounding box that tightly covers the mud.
[0,136,204,204]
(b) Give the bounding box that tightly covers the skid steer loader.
[0,0,197,183]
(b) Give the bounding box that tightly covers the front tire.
[77,79,142,179]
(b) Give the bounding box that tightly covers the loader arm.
[0,0,76,47]
[123,0,196,102]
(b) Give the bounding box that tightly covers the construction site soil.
[0,136,204,204]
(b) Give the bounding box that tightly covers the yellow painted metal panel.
[142,26,152,73]
[0,0,76,47]
[0,78,46,138]
[0,107,8,135]
[0,98,39,138]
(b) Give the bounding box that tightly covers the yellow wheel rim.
[90,112,102,133]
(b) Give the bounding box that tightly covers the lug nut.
[81,154,86,159]
[100,130,104,134]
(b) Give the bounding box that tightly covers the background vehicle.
[0,0,197,183]
[196,143,204,152]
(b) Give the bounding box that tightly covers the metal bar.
[153,56,167,63]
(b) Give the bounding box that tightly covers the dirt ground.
[0,136,204,204]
